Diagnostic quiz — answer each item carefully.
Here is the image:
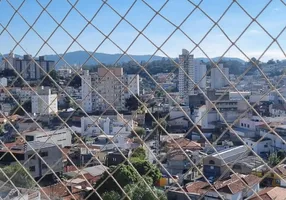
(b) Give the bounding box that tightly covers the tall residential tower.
[178,49,207,104]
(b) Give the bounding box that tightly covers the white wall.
[239,118,264,131]
[31,93,58,115]
[25,128,72,147]
[244,138,271,154]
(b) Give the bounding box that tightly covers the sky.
[0,0,286,61]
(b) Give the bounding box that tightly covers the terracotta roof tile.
[186,174,260,196]
[41,182,84,200]
[166,138,202,151]
[249,187,286,200]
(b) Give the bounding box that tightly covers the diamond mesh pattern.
[0,0,286,199]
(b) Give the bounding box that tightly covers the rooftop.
[244,137,271,142]
[64,165,108,179]
[0,141,56,153]
[211,145,249,163]
[22,127,69,136]
[186,174,260,195]
[248,187,286,200]
[233,156,266,170]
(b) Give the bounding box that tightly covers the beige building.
[82,68,139,113]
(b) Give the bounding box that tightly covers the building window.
[247,124,250,128]
[40,152,48,157]
[29,166,35,172]
[209,160,215,165]
[25,135,34,141]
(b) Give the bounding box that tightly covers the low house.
[64,165,108,185]
[166,150,204,176]
[203,145,249,180]
[248,187,286,200]
[243,137,271,156]
[252,164,286,187]
[0,141,63,178]
[41,182,86,200]
[105,150,129,167]
[164,138,202,152]
[164,138,204,175]
[0,181,40,200]
[231,156,265,175]
[185,174,260,200]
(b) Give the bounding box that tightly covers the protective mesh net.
[0,0,286,200]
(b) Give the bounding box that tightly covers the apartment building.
[179,49,207,104]
[31,86,58,115]
[81,68,139,113]
[211,63,229,89]
[178,49,195,104]
[2,53,55,80]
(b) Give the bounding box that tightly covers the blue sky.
[0,0,286,61]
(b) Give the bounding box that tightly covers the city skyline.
[0,0,285,61]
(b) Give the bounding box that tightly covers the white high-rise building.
[82,68,140,113]
[211,63,229,89]
[31,86,58,115]
[179,49,195,104]
[194,61,207,90]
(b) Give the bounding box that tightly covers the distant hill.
[195,57,246,64]
[43,51,165,68]
[0,51,246,68]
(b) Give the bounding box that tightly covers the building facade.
[23,128,72,147]
[179,49,195,104]
[31,86,58,115]
[81,68,140,113]
[0,141,63,178]
[2,53,55,80]
[211,63,229,89]
[194,60,207,90]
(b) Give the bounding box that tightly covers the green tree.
[94,164,139,194]
[268,152,281,167]
[130,147,146,160]
[10,100,32,115]
[125,95,141,111]
[132,127,146,138]
[124,182,167,200]
[131,159,161,184]
[0,164,34,188]
[68,74,82,88]
[102,191,121,200]
[152,118,167,135]
[42,70,58,87]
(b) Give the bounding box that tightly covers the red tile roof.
[41,182,85,200]
[185,174,260,195]
[166,138,202,151]
[248,187,286,200]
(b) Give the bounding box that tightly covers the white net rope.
[0,0,285,200]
